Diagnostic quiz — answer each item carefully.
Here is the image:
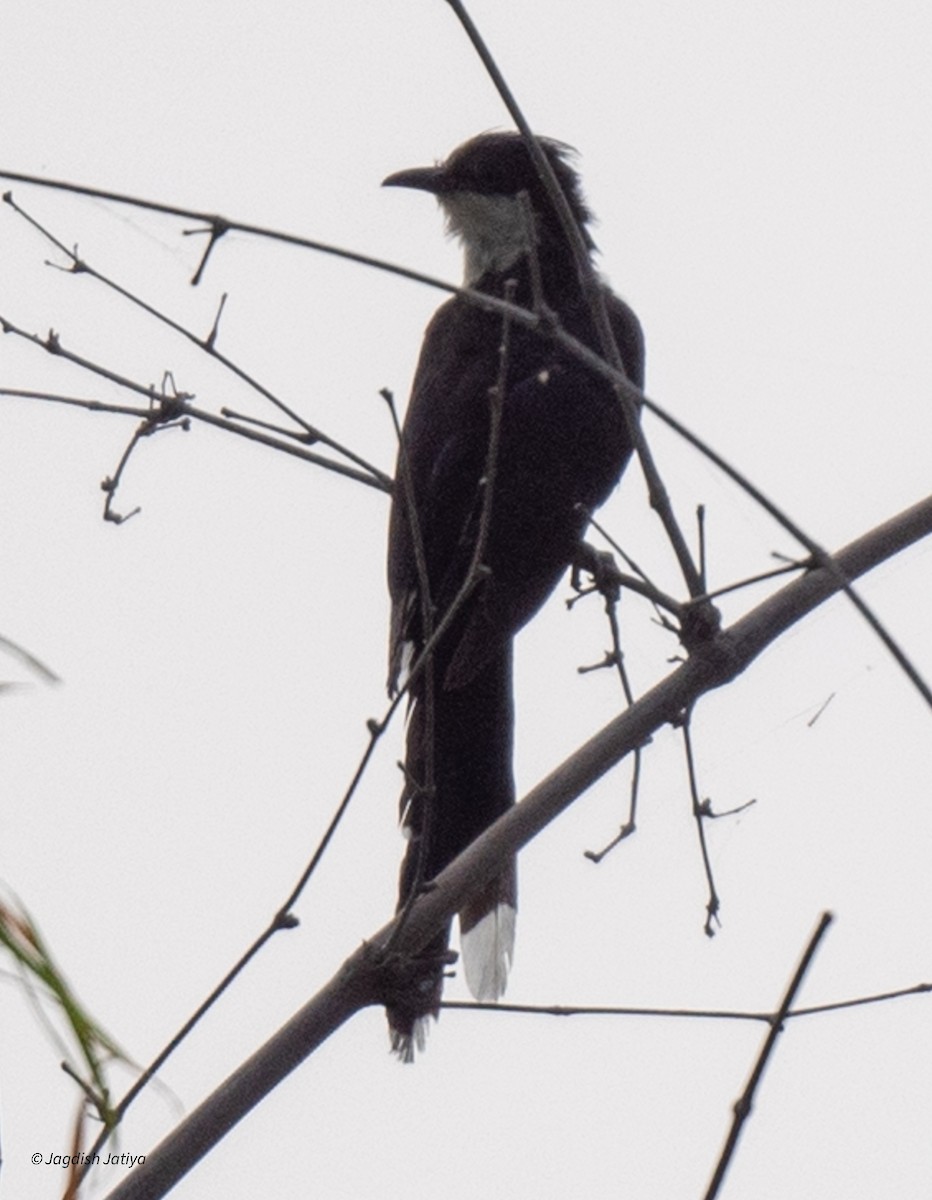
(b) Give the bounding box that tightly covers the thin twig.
[582,762,639,861]
[3,192,391,490]
[571,552,643,861]
[0,328,389,493]
[637,397,932,709]
[1,175,466,299]
[100,373,192,522]
[568,566,681,621]
[80,606,483,1174]
[204,291,227,350]
[807,693,836,727]
[579,514,683,619]
[790,979,931,1017]
[704,912,834,1200]
[695,559,806,604]
[442,978,931,1022]
[0,632,61,684]
[75,697,400,1179]
[219,408,317,443]
[443,0,707,602]
[2,386,154,420]
[380,385,439,944]
[680,710,721,936]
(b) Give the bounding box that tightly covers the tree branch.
[100,494,932,1200]
[703,912,834,1200]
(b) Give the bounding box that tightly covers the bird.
[382,131,645,1060]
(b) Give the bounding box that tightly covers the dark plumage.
[383,132,645,1059]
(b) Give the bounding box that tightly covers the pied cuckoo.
[383,132,645,1060]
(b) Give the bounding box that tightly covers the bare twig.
[681,711,721,936]
[443,978,931,1022]
[3,191,391,490]
[576,515,683,621]
[790,979,932,1017]
[75,700,397,1178]
[696,504,708,592]
[188,216,229,285]
[703,912,834,1200]
[0,632,61,684]
[568,560,681,621]
[637,397,932,710]
[443,0,707,603]
[101,374,191,523]
[204,291,227,350]
[695,559,807,604]
[219,408,316,443]
[1,175,458,298]
[0,328,389,493]
[380,385,439,943]
[571,548,644,860]
[582,742,641,863]
[807,693,836,727]
[2,386,155,420]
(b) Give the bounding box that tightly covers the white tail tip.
[460,903,516,1002]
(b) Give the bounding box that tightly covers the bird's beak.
[382,166,449,194]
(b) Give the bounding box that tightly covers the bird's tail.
[387,642,517,1059]
[459,869,516,1000]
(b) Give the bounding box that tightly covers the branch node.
[679,597,723,653]
[186,217,230,286]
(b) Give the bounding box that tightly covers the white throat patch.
[439,192,529,286]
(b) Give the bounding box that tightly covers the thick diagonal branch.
[101,495,931,1200]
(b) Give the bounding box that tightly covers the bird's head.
[383,131,594,287]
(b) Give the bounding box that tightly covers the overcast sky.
[2,3,931,1198]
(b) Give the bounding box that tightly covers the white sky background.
[1,2,931,1197]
